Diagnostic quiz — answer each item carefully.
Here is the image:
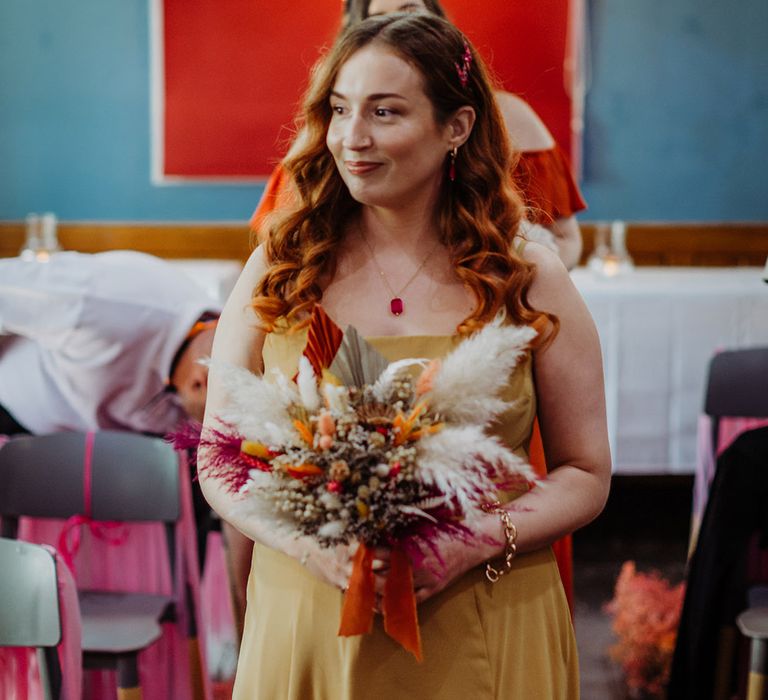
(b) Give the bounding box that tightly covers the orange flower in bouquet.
[604,561,685,697]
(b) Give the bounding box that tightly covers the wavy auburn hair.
[253,13,554,339]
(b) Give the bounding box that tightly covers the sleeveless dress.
[232,332,579,699]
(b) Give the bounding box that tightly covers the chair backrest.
[0,431,180,527]
[703,347,768,450]
[0,538,61,647]
[0,538,64,700]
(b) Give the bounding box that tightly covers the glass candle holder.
[587,220,634,277]
[19,212,60,262]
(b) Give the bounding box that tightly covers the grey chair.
[703,348,768,700]
[0,537,62,700]
[0,430,195,700]
[704,346,768,455]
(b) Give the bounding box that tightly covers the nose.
[342,112,372,151]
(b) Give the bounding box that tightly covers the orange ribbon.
[383,547,422,661]
[301,306,424,658]
[338,543,423,661]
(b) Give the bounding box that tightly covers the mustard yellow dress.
[233,332,579,699]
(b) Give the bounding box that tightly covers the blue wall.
[0,0,258,221]
[1,0,766,222]
[581,0,768,220]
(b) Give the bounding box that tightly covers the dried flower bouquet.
[198,305,539,659]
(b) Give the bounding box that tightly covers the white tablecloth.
[571,267,768,474]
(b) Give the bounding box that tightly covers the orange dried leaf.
[286,463,323,478]
[408,423,444,441]
[293,419,314,445]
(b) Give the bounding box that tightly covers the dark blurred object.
[668,427,768,699]
[704,347,768,454]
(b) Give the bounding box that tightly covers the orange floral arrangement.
[604,561,685,697]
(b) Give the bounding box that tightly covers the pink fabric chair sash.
[56,432,128,572]
[13,444,213,699]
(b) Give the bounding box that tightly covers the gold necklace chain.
[359,230,441,316]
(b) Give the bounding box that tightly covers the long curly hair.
[253,13,555,339]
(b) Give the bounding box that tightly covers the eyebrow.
[330,90,407,101]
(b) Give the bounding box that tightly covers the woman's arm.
[197,246,269,549]
[509,242,611,545]
[409,242,610,601]
[495,91,584,270]
[198,246,355,589]
[546,215,583,270]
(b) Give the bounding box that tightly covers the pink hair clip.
[454,41,473,88]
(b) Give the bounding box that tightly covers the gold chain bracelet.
[481,501,518,583]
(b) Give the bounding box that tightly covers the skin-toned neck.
[357,192,441,253]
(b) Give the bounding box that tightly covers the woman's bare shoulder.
[240,244,269,282]
[515,237,575,308]
[494,90,555,152]
[210,245,270,370]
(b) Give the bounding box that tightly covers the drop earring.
[448,146,458,182]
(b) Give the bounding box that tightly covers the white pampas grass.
[398,505,438,523]
[209,360,297,444]
[372,358,428,401]
[428,316,537,425]
[228,496,298,538]
[323,382,348,413]
[297,355,321,410]
[417,425,536,524]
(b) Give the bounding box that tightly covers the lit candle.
[602,254,621,277]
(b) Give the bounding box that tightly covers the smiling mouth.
[344,161,382,175]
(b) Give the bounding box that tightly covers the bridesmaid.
[201,13,609,698]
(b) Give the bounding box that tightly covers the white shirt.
[0,251,221,434]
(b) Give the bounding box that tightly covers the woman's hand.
[371,513,503,605]
[294,538,359,592]
[411,535,493,602]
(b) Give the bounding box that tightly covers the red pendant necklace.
[360,231,440,316]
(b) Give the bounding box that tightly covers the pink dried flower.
[318,410,336,437]
[415,359,441,396]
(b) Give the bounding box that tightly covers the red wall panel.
[161,1,574,179]
[443,0,574,158]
